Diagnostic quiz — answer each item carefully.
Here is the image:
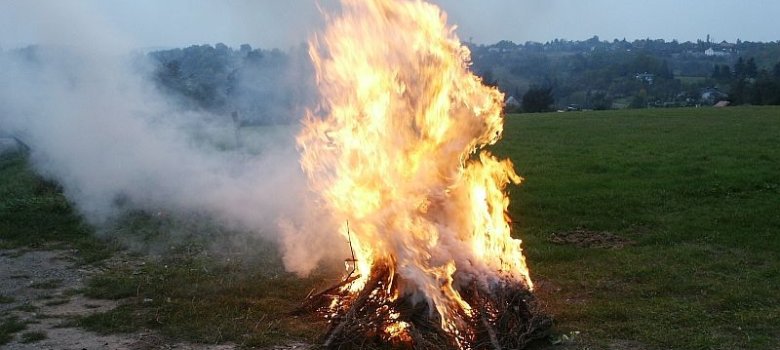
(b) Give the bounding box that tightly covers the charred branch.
[323,269,386,348]
[294,275,362,315]
[305,265,551,350]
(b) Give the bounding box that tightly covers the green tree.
[750,78,780,105]
[521,86,555,113]
[711,64,722,79]
[773,62,780,81]
[720,65,732,80]
[734,57,746,78]
[660,60,673,79]
[629,89,648,109]
[157,60,183,92]
[588,91,613,110]
[746,58,758,79]
[730,79,748,105]
[712,64,733,81]
[479,69,499,88]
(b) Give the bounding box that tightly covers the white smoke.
[0,3,344,275]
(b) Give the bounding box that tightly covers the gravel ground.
[0,248,239,350]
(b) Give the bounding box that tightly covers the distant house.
[704,48,729,57]
[635,73,655,85]
[718,41,736,50]
[714,100,731,108]
[504,96,521,110]
[701,87,728,105]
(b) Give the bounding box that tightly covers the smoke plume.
[0,3,343,275]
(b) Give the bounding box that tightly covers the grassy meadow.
[498,106,780,349]
[1,106,779,349]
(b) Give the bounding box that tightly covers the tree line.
[712,58,780,105]
[146,39,780,118]
[471,37,780,112]
[150,43,316,124]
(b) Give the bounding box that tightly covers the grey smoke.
[0,3,345,275]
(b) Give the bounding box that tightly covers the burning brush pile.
[295,0,551,348]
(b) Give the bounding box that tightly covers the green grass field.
[1,106,779,349]
[0,152,116,263]
[498,106,780,349]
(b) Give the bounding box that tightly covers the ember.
[300,257,550,349]
[297,0,550,348]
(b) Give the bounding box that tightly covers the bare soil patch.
[548,229,634,249]
[0,247,240,350]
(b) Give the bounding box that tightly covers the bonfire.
[296,0,550,348]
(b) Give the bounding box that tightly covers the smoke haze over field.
[0,4,342,275]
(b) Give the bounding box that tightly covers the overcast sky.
[0,0,778,51]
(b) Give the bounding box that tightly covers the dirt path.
[0,248,241,350]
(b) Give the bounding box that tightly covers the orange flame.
[384,320,412,343]
[298,0,532,340]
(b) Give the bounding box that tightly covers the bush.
[522,86,555,113]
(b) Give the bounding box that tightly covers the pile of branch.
[298,266,551,349]
[463,283,552,350]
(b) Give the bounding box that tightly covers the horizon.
[3,35,776,54]
[0,1,778,52]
